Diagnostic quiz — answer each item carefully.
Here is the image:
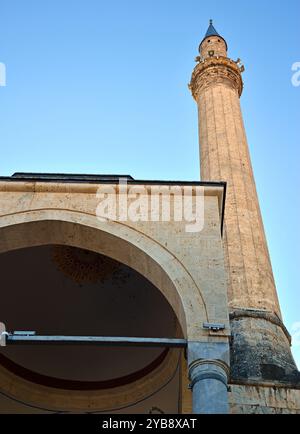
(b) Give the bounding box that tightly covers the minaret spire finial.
[209,19,213,25]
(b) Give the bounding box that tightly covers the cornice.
[189,56,243,100]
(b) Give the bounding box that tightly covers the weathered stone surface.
[230,315,300,385]
[229,384,300,414]
[190,25,299,391]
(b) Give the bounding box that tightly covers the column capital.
[188,358,229,389]
[187,341,230,413]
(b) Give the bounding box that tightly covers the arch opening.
[0,213,205,413]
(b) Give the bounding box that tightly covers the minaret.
[189,20,299,383]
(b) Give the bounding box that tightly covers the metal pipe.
[6,333,187,348]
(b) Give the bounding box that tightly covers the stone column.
[189,26,299,385]
[188,342,230,414]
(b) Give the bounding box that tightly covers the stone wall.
[200,35,227,59]
[0,180,229,343]
[229,384,300,414]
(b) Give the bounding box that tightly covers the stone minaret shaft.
[190,21,299,383]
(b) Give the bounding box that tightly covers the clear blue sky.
[0,1,299,367]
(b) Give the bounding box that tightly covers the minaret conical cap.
[199,19,228,50]
[204,19,221,38]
